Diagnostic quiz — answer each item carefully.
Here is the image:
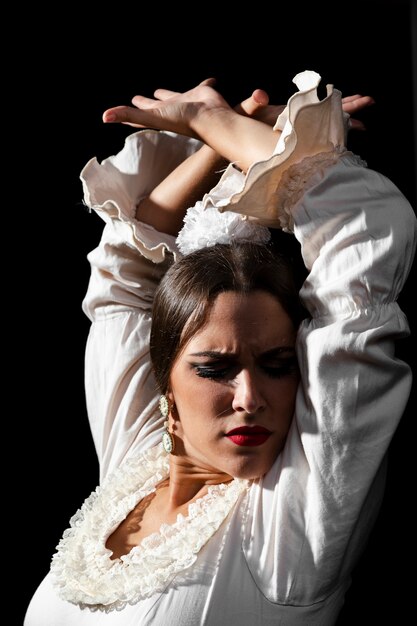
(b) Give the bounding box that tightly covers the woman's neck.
[166,455,233,510]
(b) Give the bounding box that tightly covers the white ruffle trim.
[272,148,366,232]
[80,131,201,263]
[202,70,350,228]
[50,444,248,611]
[176,201,271,255]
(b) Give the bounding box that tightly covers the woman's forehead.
[186,291,296,350]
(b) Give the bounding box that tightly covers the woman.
[25,72,416,625]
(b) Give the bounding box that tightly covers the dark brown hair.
[150,241,305,394]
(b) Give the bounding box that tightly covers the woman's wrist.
[191,106,280,172]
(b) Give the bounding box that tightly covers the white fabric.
[25,120,416,624]
[202,71,348,228]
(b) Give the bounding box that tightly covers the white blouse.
[25,79,416,626]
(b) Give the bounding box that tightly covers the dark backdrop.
[21,1,415,624]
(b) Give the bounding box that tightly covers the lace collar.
[50,443,248,611]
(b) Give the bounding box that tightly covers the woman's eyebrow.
[262,347,296,357]
[190,347,296,358]
[190,351,234,358]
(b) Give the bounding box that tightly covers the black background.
[21,1,415,624]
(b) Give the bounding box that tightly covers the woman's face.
[168,290,298,480]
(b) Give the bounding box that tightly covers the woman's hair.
[150,239,306,394]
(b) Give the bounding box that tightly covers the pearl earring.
[159,395,175,454]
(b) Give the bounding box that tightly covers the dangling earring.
[160,395,175,454]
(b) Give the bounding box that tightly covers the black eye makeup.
[189,349,298,382]
[193,364,234,380]
[191,354,238,381]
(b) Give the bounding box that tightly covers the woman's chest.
[105,485,170,559]
[105,481,212,560]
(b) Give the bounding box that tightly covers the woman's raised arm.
[130,82,271,235]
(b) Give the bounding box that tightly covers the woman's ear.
[167,392,181,424]
[166,389,177,417]
[166,387,174,405]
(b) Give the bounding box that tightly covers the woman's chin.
[227,456,277,481]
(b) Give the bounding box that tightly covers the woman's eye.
[194,365,232,380]
[262,361,298,379]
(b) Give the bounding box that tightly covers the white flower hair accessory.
[176,201,271,255]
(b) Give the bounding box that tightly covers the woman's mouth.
[225,426,272,447]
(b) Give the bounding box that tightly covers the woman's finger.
[103,105,149,125]
[147,78,217,103]
[199,78,217,87]
[154,88,179,100]
[348,119,366,131]
[131,94,162,109]
[342,95,375,114]
[342,94,364,103]
[235,89,269,117]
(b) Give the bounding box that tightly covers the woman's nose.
[231,370,266,414]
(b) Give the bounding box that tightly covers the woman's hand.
[341,95,375,130]
[103,78,232,139]
[103,80,272,137]
[103,79,278,168]
[238,92,375,130]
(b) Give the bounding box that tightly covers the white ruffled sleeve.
[81,130,201,482]
[203,70,349,230]
[242,154,416,605]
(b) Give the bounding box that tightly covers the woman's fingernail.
[103,113,116,123]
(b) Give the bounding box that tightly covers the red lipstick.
[225,426,271,447]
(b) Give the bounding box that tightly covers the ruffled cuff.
[81,130,202,262]
[202,71,349,230]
